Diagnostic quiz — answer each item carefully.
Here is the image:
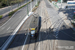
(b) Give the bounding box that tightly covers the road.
[1,0,75,50]
[0,0,30,15]
[8,0,75,50]
[0,0,36,49]
[57,21,75,50]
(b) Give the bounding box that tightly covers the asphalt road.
[57,21,75,50]
[0,0,30,15]
[7,14,33,50]
[0,0,36,48]
[59,8,75,20]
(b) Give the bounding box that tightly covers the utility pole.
[18,0,19,7]
[30,0,32,11]
[7,0,9,6]
[27,0,29,15]
[61,0,62,8]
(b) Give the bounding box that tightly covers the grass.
[53,3,59,8]
[32,1,40,12]
[8,1,31,17]
[0,15,3,19]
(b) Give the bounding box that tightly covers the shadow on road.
[58,8,75,20]
[7,27,75,49]
[0,16,75,49]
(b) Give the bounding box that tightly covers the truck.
[29,14,40,39]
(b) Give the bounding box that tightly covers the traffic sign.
[74,11,75,14]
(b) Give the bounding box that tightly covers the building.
[60,0,74,2]
[50,0,75,2]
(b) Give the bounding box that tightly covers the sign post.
[74,10,75,14]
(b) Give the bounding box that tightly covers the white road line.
[21,34,28,50]
[38,32,41,50]
[0,10,17,29]
[7,27,10,30]
[1,12,33,50]
[22,29,29,50]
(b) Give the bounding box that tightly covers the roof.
[29,14,39,28]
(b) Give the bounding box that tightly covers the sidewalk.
[48,0,75,31]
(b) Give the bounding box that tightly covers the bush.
[35,5,38,7]
[0,15,3,19]
[8,10,16,16]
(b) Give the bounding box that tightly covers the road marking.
[22,29,29,50]
[21,34,28,50]
[0,1,31,29]
[1,15,30,50]
[7,27,10,30]
[0,10,17,29]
